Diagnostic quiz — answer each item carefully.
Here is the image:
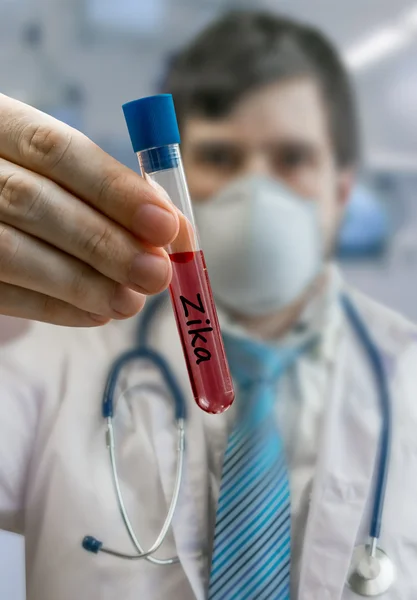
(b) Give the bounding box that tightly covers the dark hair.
[163,11,359,167]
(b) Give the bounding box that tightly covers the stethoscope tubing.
[341,294,391,541]
[83,292,392,582]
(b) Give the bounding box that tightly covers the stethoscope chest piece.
[347,544,395,596]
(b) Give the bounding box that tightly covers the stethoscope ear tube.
[83,411,185,564]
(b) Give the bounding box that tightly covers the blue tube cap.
[122,94,181,153]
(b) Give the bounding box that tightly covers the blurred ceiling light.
[345,5,417,72]
[402,4,417,30]
[345,26,410,71]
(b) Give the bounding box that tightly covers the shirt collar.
[218,264,344,366]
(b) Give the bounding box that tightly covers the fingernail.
[132,204,178,246]
[129,252,170,294]
[110,285,143,317]
[89,313,110,324]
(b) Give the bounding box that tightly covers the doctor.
[1,10,417,600]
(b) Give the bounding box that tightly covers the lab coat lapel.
[149,303,210,600]
[298,321,381,600]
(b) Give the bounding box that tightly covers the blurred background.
[0,0,416,320]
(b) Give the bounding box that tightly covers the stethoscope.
[82,292,395,596]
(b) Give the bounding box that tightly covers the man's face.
[181,78,353,255]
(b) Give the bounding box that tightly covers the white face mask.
[193,175,323,317]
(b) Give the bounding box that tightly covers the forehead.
[182,78,330,148]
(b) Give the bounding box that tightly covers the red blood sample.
[169,251,235,414]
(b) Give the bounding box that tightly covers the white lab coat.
[0,285,417,600]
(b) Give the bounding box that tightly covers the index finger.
[0,94,179,245]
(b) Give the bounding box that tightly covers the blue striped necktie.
[208,334,301,600]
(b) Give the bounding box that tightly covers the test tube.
[123,94,235,414]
